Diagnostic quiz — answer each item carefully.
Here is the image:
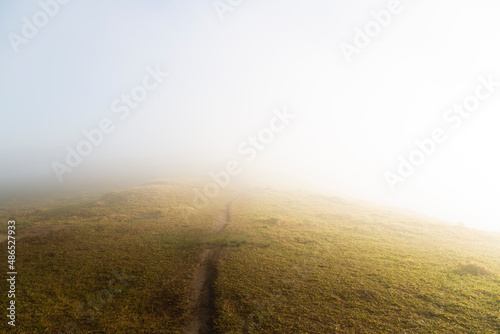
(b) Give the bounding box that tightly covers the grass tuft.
[457,261,495,276]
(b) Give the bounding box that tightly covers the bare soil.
[183,245,223,334]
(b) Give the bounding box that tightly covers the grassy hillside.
[0,180,499,333]
[0,179,231,333]
[214,190,500,333]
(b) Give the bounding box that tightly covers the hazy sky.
[1,0,500,232]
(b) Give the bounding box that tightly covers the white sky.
[1,0,500,231]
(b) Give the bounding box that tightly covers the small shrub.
[457,261,494,276]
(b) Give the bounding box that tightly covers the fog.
[1,0,500,231]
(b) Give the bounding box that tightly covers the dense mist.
[2,0,500,231]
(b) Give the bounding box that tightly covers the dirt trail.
[184,195,241,334]
[183,245,222,334]
[214,198,235,233]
